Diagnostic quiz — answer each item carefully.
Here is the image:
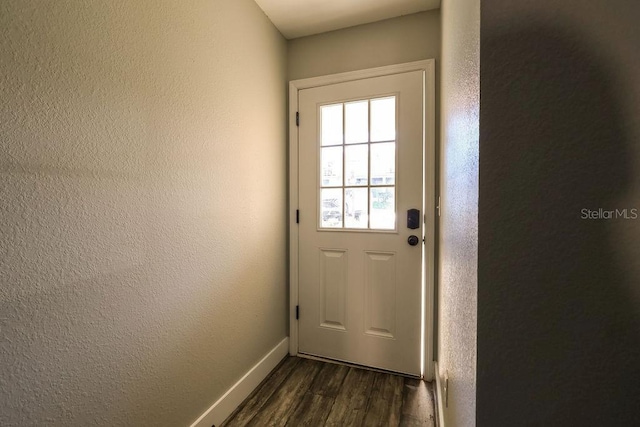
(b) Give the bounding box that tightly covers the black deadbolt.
[408,235,420,246]
[407,208,420,229]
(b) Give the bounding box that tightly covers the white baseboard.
[434,362,446,427]
[190,337,289,427]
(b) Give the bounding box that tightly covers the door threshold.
[297,352,422,380]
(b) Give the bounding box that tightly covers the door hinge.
[296,112,299,126]
[296,209,299,224]
[296,305,299,320]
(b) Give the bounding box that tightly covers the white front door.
[297,70,424,376]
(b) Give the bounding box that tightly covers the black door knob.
[408,235,420,246]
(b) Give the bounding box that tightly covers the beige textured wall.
[287,10,440,81]
[0,1,287,426]
[438,0,479,426]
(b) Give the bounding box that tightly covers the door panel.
[319,249,348,331]
[298,71,423,376]
[364,251,397,338]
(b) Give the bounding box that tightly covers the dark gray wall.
[478,1,640,425]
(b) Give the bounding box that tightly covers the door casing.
[288,60,437,380]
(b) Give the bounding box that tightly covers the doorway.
[289,60,436,379]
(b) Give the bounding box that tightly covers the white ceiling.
[254,0,441,39]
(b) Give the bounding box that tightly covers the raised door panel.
[319,249,348,331]
[364,251,396,339]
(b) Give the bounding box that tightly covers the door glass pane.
[321,104,343,146]
[321,146,343,187]
[345,100,368,144]
[345,144,368,186]
[345,188,368,229]
[370,142,395,186]
[321,188,343,228]
[370,187,395,230]
[370,97,396,142]
[318,96,398,231]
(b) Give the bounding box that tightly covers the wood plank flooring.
[222,356,435,427]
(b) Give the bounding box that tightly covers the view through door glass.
[320,97,397,230]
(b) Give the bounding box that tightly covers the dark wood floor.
[222,356,435,427]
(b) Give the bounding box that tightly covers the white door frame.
[288,59,436,380]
